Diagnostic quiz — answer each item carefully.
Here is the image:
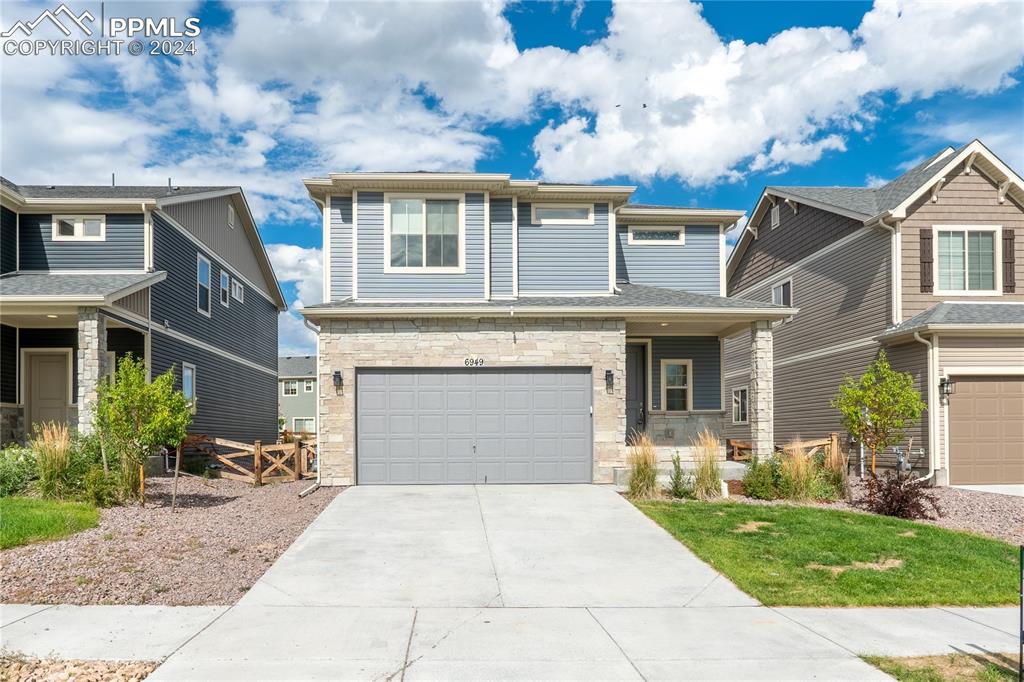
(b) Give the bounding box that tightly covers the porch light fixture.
[45,314,58,318]
[605,369,615,393]
[939,377,955,398]
[660,322,669,327]
[332,370,343,394]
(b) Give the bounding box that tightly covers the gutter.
[300,304,800,319]
[913,331,939,481]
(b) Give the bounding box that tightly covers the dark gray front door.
[625,344,646,443]
[356,368,592,484]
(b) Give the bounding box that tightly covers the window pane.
[198,285,209,312]
[198,258,210,284]
[967,231,995,290]
[536,206,590,221]
[426,234,443,267]
[666,388,687,411]
[443,234,458,267]
[633,229,680,241]
[58,218,75,236]
[83,218,101,236]
[407,234,423,267]
[391,234,407,267]
[938,231,966,291]
[391,199,421,235]
[182,366,194,399]
[665,363,687,388]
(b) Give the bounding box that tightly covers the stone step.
[612,460,748,487]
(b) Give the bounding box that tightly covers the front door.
[28,353,70,427]
[625,344,647,443]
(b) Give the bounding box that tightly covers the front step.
[612,460,748,487]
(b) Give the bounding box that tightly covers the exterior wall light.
[333,370,344,394]
[939,377,955,398]
[605,369,614,393]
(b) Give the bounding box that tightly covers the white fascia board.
[156,187,241,207]
[301,305,799,319]
[618,207,744,222]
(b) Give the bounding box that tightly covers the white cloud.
[865,173,889,188]
[266,243,323,355]
[277,311,317,356]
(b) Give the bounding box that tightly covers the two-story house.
[278,354,317,435]
[300,173,794,486]
[724,140,1023,488]
[0,178,286,444]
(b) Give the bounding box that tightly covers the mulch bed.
[0,476,341,606]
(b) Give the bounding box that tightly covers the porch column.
[749,319,774,457]
[77,307,109,435]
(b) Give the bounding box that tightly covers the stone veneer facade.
[317,317,627,485]
[76,307,109,436]
[749,320,774,457]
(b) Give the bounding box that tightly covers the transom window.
[227,203,236,228]
[196,254,211,316]
[531,203,595,225]
[293,417,315,434]
[220,271,230,307]
[53,215,105,241]
[231,279,244,303]
[732,387,748,424]
[283,380,298,396]
[386,197,462,271]
[627,226,685,245]
[770,204,781,229]
[936,227,999,293]
[661,359,692,412]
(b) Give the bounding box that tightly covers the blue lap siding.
[329,195,353,299]
[650,336,722,411]
[0,324,16,403]
[18,213,144,270]
[616,224,721,294]
[489,198,514,297]
[518,202,610,294]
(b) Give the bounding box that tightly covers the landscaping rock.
[0,656,156,682]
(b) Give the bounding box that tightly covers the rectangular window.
[227,203,236,228]
[182,362,196,412]
[386,196,462,271]
[937,227,999,293]
[220,271,230,307]
[196,254,211,316]
[627,226,685,245]
[304,379,314,393]
[531,203,595,225]
[52,215,105,241]
[732,387,748,424]
[772,279,792,306]
[231,279,244,302]
[283,380,298,396]
[293,417,315,434]
[661,359,692,412]
[770,204,780,229]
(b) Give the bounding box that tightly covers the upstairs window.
[220,271,230,307]
[732,387,748,424]
[936,227,999,293]
[227,202,236,228]
[772,279,792,306]
[196,254,211,316]
[627,226,685,245]
[532,203,595,225]
[661,359,692,412]
[231,279,244,303]
[53,215,105,241]
[386,196,462,271]
[770,204,781,229]
[283,380,298,396]
[304,379,314,393]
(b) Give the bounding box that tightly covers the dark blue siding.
[150,330,278,443]
[518,202,609,293]
[1,207,16,273]
[616,224,721,294]
[18,213,144,270]
[651,336,721,411]
[489,198,514,297]
[0,324,16,403]
[150,214,277,371]
[329,195,353,299]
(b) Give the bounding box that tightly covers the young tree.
[96,355,193,501]
[832,350,926,475]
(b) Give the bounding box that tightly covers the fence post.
[254,440,263,486]
[293,440,302,481]
[829,432,840,462]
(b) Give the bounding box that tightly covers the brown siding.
[900,164,1024,318]
[883,340,930,469]
[729,203,863,294]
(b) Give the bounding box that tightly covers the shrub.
[667,453,694,499]
[0,445,37,497]
[626,431,659,499]
[82,467,120,508]
[742,455,781,500]
[32,422,72,499]
[856,470,942,520]
[691,428,721,501]
[778,442,817,500]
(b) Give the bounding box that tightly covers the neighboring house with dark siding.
[0,178,285,445]
[300,173,794,486]
[724,139,1024,488]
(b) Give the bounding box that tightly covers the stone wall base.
[1,406,24,445]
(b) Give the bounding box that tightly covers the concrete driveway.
[151,485,886,680]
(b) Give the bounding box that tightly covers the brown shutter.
[920,230,933,293]
[1003,228,1016,293]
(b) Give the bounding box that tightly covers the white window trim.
[227,202,236,229]
[196,253,212,317]
[304,378,314,393]
[182,362,197,412]
[627,225,685,245]
[292,417,316,433]
[531,202,595,226]
[383,192,466,274]
[660,358,693,413]
[770,204,781,229]
[932,225,1003,296]
[732,385,749,425]
[231,279,244,303]
[52,215,106,242]
[219,271,230,308]
[771,277,794,325]
[282,379,298,396]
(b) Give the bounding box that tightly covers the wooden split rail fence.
[727,432,842,463]
[182,434,317,485]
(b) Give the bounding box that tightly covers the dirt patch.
[0,475,341,606]
[899,530,917,538]
[867,651,1019,681]
[732,521,772,533]
[807,558,904,576]
[0,655,156,681]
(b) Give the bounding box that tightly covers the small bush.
[691,428,721,501]
[742,455,781,500]
[857,470,942,520]
[32,422,72,499]
[82,467,120,508]
[779,442,816,500]
[667,453,694,499]
[0,445,37,497]
[627,431,659,499]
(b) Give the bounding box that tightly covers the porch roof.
[877,302,1024,341]
[0,271,165,306]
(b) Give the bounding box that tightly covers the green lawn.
[0,497,99,549]
[863,654,1019,681]
[636,500,1019,606]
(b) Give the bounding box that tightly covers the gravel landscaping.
[730,479,1023,545]
[0,655,156,682]
[0,476,341,606]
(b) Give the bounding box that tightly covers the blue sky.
[1,0,1022,353]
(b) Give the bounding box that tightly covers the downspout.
[299,317,321,497]
[869,212,902,326]
[912,331,937,482]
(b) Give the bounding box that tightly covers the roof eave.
[878,322,1024,342]
[301,305,798,320]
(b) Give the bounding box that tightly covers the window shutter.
[1003,228,1016,293]
[920,230,933,293]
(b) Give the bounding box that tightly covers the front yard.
[637,500,1020,607]
[864,653,1018,681]
[0,497,100,549]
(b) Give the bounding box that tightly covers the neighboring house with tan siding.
[724,139,1024,488]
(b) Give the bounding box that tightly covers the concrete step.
[612,460,748,487]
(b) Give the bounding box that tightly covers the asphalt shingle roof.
[878,302,1024,338]
[0,272,164,299]
[278,355,316,378]
[2,177,233,201]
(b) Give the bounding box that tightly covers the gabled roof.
[278,355,316,378]
[1,179,234,202]
[0,271,165,303]
[877,302,1024,341]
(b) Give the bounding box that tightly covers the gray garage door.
[357,368,592,484]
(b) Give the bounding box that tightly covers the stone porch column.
[749,320,774,457]
[77,308,109,435]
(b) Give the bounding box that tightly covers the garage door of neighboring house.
[948,376,1024,485]
[356,368,593,484]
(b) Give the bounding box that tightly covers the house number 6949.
[464,357,485,367]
